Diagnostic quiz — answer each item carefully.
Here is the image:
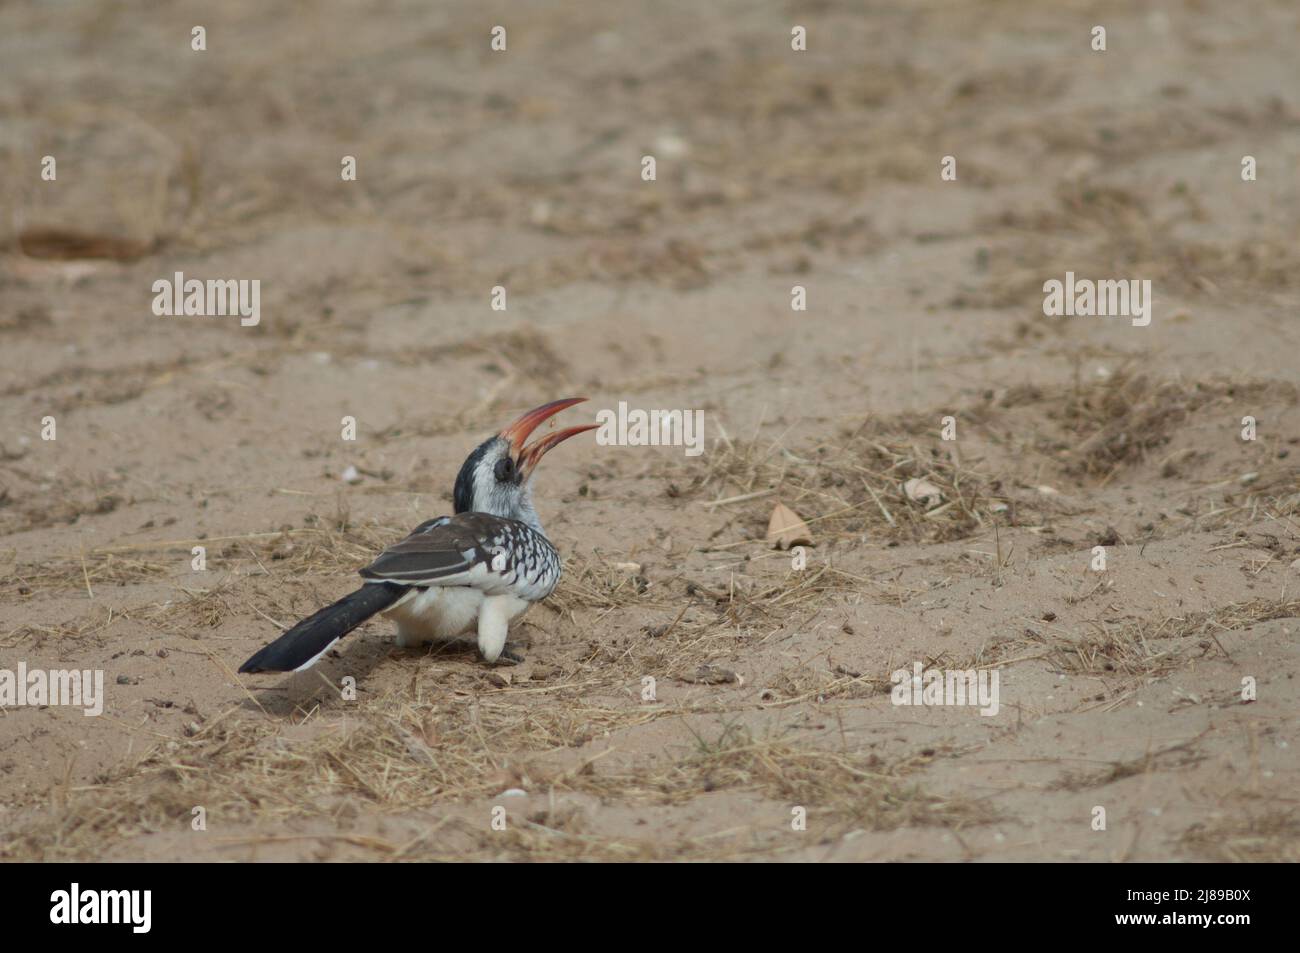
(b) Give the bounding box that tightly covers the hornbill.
[238,398,594,673]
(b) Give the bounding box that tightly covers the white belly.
[385,587,485,647]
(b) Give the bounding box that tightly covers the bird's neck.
[472,481,546,536]
[512,493,545,536]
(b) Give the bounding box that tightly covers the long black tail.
[238,583,406,673]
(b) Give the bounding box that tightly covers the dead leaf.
[903,478,944,509]
[767,501,812,549]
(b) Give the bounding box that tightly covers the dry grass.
[1,513,405,601]
[1055,373,1208,477]
[1,552,168,601]
[566,721,996,837]
[1002,370,1293,481]
[675,423,1010,547]
[0,610,121,651]
[1049,597,1300,682]
[1,682,993,861]
[1180,808,1300,862]
[654,371,1298,558]
[1053,731,1210,791]
[1209,464,1300,528]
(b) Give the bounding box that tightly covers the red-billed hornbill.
[238,398,594,674]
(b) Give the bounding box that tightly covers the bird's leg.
[476,594,528,664]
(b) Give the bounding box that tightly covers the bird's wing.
[358,512,524,587]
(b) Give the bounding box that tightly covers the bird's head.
[453,397,595,530]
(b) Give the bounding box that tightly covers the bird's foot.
[485,645,526,665]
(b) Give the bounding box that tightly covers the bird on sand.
[238,397,595,674]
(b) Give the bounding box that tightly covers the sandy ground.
[1,0,1298,861]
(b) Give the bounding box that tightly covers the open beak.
[499,397,597,478]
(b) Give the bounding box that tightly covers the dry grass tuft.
[1025,371,1291,479]
[1180,808,1300,862]
[1050,597,1300,681]
[655,371,1298,553]
[676,423,1017,547]
[1,552,169,600]
[1049,372,1219,477]
[1053,731,1209,790]
[4,514,406,601]
[992,370,1295,484]
[0,611,120,651]
[573,721,996,835]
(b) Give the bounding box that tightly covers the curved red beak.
[499,397,596,478]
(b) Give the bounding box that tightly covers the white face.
[473,438,541,530]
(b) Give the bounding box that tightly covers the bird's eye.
[494,457,515,482]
